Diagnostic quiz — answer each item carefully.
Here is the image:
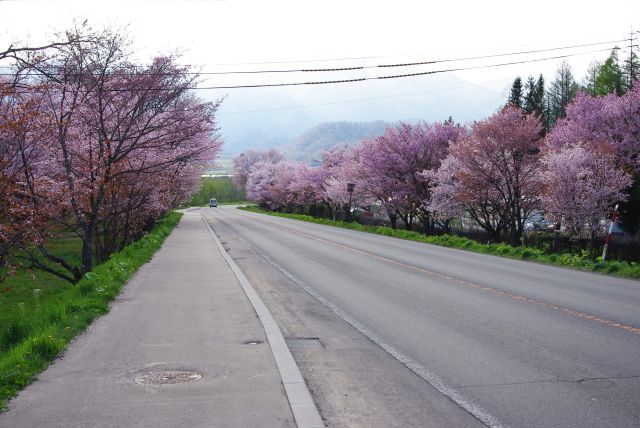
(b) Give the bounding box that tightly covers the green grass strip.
[239,206,640,280]
[0,211,183,412]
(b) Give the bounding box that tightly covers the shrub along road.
[206,205,640,428]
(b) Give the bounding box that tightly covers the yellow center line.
[236,209,640,336]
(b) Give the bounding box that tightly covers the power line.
[0,37,628,77]
[211,38,628,75]
[192,47,615,90]
[6,46,617,92]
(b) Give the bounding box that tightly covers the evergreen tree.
[582,60,601,96]
[547,61,579,127]
[595,48,625,96]
[508,76,523,108]
[523,74,547,132]
[523,76,536,114]
[533,75,547,132]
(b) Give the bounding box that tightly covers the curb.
[201,215,325,428]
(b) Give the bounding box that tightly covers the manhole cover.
[134,371,202,385]
[285,337,324,352]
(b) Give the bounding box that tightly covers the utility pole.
[630,29,636,89]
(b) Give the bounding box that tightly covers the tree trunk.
[388,212,397,229]
[81,230,93,279]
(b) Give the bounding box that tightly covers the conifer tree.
[547,61,579,127]
[582,60,602,96]
[524,74,546,123]
[523,76,536,114]
[508,76,523,108]
[595,48,625,96]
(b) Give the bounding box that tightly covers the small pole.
[602,204,619,261]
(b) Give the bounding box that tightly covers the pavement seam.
[201,214,325,428]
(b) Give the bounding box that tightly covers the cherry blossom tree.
[4,28,222,282]
[546,90,640,172]
[430,108,543,243]
[319,145,371,220]
[541,142,632,247]
[232,149,284,191]
[0,29,88,280]
[427,156,511,240]
[546,83,640,233]
[0,82,55,278]
[360,121,462,230]
[286,162,328,208]
[246,159,299,210]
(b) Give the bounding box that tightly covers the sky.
[1,0,639,109]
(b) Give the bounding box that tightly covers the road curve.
[206,206,640,428]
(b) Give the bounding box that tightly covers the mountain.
[212,88,321,156]
[207,72,503,157]
[285,121,388,161]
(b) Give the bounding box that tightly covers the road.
[205,206,640,428]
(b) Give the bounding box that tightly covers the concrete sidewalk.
[0,211,297,427]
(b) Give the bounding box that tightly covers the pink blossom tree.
[430,108,543,243]
[233,149,284,191]
[541,142,632,246]
[427,156,511,240]
[546,84,640,233]
[287,162,329,209]
[547,88,640,172]
[360,121,462,230]
[424,157,466,234]
[0,82,56,278]
[319,145,371,220]
[6,28,222,282]
[246,159,299,210]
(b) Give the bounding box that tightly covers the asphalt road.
[206,206,640,428]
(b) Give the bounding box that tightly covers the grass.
[0,211,182,412]
[0,236,82,333]
[239,206,640,280]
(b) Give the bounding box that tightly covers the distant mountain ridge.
[285,121,389,161]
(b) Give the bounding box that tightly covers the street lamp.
[346,183,355,222]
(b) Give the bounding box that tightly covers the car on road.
[209,198,217,207]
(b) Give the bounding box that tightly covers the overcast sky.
[1,0,639,99]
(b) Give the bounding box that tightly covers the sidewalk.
[0,211,296,427]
